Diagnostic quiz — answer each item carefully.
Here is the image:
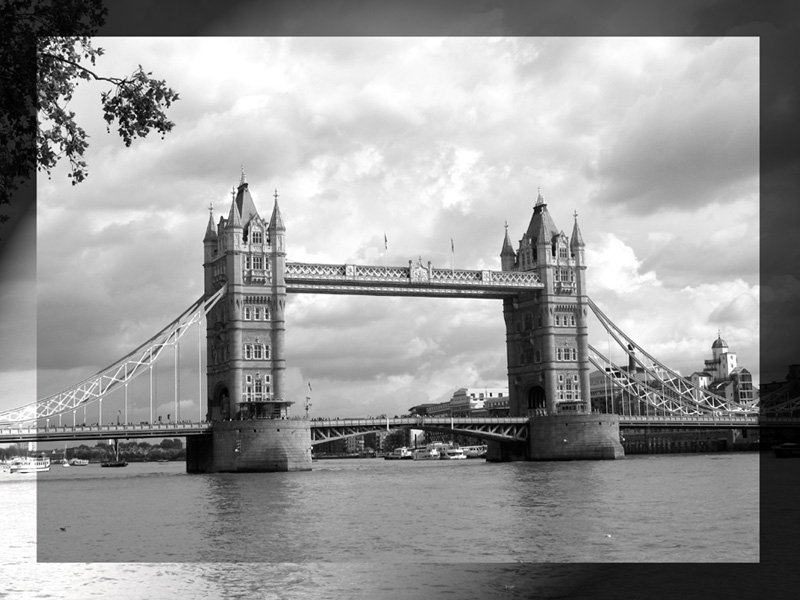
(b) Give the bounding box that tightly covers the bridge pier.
[186,420,312,473]
[487,414,624,462]
[527,413,624,460]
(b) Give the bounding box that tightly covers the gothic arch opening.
[527,386,546,413]
[210,383,230,422]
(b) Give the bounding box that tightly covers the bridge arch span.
[310,417,529,446]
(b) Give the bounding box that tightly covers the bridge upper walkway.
[284,262,543,298]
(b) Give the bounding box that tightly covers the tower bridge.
[0,171,769,471]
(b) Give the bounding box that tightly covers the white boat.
[413,443,452,460]
[461,445,488,458]
[412,446,442,460]
[439,447,467,460]
[384,447,413,460]
[10,457,51,473]
[69,458,89,466]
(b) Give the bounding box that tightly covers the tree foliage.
[0,0,179,224]
[37,38,180,185]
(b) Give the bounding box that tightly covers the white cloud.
[587,233,661,294]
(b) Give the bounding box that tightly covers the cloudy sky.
[14,36,760,422]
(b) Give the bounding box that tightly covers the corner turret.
[570,210,585,264]
[500,221,516,271]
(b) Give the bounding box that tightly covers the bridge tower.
[500,189,623,460]
[190,170,311,472]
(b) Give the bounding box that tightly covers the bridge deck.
[0,414,782,445]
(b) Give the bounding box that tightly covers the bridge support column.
[186,420,312,472]
[528,413,624,460]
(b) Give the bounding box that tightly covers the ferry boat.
[412,446,442,461]
[461,445,488,458]
[10,457,51,473]
[439,447,467,460]
[384,447,413,460]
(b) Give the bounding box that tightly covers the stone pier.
[187,419,312,473]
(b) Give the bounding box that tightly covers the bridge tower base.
[186,420,312,473]
[528,413,624,460]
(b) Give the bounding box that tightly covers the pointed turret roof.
[269,189,285,231]
[203,203,218,242]
[226,185,243,229]
[570,210,584,249]
[524,187,560,246]
[233,167,260,225]
[500,221,516,256]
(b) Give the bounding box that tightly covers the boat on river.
[774,442,800,458]
[384,447,413,460]
[439,447,467,460]
[413,444,445,461]
[10,457,51,473]
[69,458,89,466]
[101,441,128,467]
[461,445,488,458]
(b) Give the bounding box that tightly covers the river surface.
[2,452,765,599]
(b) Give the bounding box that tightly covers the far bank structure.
[186,173,623,472]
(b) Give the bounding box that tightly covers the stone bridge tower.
[501,189,590,417]
[203,169,290,422]
[499,190,622,460]
[192,171,311,473]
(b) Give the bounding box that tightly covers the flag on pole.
[451,238,454,253]
[308,381,312,392]
[384,233,388,250]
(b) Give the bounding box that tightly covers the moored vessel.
[461,445,488,458]
[384,447,413,460]
[774,442,800,458]
[439,447,467,460]
[413,444,446,460]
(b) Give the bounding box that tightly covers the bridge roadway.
[0,414,772,445]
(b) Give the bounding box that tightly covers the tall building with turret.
[501,189,590,417]
[202,169,291,422]
[691,334,756,405]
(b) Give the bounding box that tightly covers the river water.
[2,452,765,598]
